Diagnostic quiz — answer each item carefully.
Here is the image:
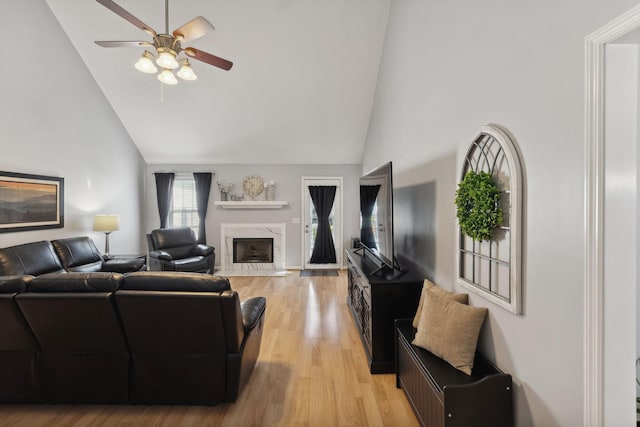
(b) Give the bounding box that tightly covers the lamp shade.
[93,214,120,232]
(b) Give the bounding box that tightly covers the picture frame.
[0,171,64,233]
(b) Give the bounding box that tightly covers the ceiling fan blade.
[95,40,152,48]
[173,17,215,43]
[96,0,157,36]
[184,47,233,71]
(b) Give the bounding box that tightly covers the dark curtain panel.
[154,173,175,228]
[193,172,212,244]
[360,185,381,249]
[309,186,337,264]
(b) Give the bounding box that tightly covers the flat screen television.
[359,161,396,272]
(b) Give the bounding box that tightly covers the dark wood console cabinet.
[346,249,423,374]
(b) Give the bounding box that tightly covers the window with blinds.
[168,174,199,236]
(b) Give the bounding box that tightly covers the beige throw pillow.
[412,290,488,375]
[412,279,469,328]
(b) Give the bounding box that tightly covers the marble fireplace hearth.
[217,223,287,277]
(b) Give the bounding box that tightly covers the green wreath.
[455,170,503,241]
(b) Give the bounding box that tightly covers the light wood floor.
[0,271,419,427]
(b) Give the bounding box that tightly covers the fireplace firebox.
[233,238,274,263]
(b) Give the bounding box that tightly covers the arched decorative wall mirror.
[457,124,524,314]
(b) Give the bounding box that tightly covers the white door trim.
[584,5,640,426]
[301,176,343,270]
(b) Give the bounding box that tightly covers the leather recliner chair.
[115,272,263,404]
[147,228,215,273]
[15,272,130,403]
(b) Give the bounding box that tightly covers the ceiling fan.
[94,0,233,85]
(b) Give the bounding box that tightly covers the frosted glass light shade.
[177,60,197,80]
[93,214,120,232]
[157,69,178,85]
[134,51,158,74]
[156,50,179,69]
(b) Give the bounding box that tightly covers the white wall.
[0,1,146,254]
[145,164,361,268]
[362,0,640,425]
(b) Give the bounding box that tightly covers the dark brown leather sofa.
[51,236,146,273]
[0,237,145,277]
[0,271,266,405]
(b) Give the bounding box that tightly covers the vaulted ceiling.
[45,0,390,165]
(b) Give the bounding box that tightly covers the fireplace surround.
[220,223,286,276]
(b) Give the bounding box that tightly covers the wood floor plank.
[0,271,418,427]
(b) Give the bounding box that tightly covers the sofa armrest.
[227,295,267,403]
[0,275,34,293]
[193,244,214,256]
[241,297,266,333]
[149,250,173,261]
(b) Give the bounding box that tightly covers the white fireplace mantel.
[214,201,288,209]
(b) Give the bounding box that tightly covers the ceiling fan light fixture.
[95,0,234,89]
[134,50,158,74]
[177,59,197,81]
[156,48,179,69]
[157,69,178,85]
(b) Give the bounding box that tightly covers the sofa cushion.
[51,237,104,272]
[122,271,231,292]
[28,272,123,293]
[413,279,468,328]
[151,228,197,250]
[0,241,65,276]
[412,290,487,375]
[102,257,146,273]
[164,246,197,260]
[170,256,210,272]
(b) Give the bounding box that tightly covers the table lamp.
[93,214,120,258]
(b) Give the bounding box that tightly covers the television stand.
[346,249,423,373]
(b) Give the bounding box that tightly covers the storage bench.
[395,318,513,427]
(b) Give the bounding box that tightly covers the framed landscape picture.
[0,171,64,233]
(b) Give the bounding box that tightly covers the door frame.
[584,5,640,425]
[301,176,343,270]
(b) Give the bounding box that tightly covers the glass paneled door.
[302,177,343,270]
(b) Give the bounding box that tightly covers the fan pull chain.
[160,81,164,103]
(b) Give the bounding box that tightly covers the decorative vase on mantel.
[265,182,276,201]
[220,191,228,201]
